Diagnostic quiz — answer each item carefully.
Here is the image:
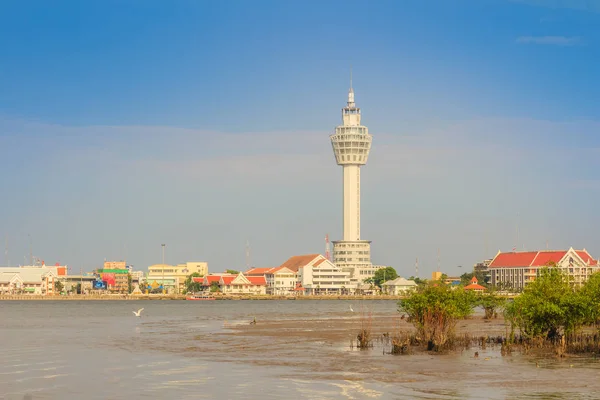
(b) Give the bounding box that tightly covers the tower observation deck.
[330,79,381,285]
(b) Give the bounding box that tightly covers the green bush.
[505,268,585,340]
[399,284,476,350]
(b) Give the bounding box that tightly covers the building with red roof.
[219,273,267,295]
[242,254,352,295]
[488,247,598,290]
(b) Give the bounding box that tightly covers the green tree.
[226,269,239,274]
[127,273,133,294]
[184,272,204,294]
[505,267,584,340]
[210,281,220,293]
[372,267,398,287]
[76,282,82,295]
[408,276,427,286]
[399,284,476,350]
[575,272,600,326]
[54,280,64,294]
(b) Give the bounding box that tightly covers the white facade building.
[381,277,418,295]
[330,77,386,286]
[298,257,351,294]
[0,266,59,295]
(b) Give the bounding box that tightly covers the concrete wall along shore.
[0,294,413,301]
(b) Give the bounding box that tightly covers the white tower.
[330,77,376,285]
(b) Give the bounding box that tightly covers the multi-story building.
[98,267,129,293]
[246,254,351,295]
[298,256,351,295]
[489,247,599,291]
[104,261,126,270]
[473,259,492,283]
[147,261,208,293]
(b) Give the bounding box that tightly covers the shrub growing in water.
[398,284,476,351]
[505,267,586,341]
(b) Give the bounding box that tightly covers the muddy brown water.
[1,300,599,399]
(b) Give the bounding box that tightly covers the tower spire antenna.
[347,67,355,106]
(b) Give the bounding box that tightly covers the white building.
[219,273,267,295]
[0,266,59,295]
[246,254,352,295]
[381,277,418,295]
[330,76,387,285]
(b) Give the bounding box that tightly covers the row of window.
[335,127,367,135]
[334,243,370,249]
[335,148,369,155]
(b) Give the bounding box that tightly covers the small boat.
[186,294,216,301]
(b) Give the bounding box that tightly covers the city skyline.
[1,0,599,277]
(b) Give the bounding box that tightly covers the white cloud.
[509,0,600,13]
[516,36,584,46]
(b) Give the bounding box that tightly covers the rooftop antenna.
[485,230,489,259]
[516,212,520,252]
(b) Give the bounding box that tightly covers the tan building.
[104,261,126,270]
[431,271,442,281]
[147,262,208,293]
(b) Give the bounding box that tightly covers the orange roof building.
[488,247,599,290]
[464,276,486,292]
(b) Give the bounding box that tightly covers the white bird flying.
[349,305,354,312]
[133,308,144,317]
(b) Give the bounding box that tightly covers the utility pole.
[161,244,166,294]
[28,234,32,265]
[4,234,8,267]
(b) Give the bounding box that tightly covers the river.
[1,300,599,399]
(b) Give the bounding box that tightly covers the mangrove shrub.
[398,284,476,350]
[505,268,585,340]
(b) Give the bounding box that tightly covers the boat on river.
[186,293,216,301]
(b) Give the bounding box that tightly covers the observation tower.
[330,78,379,284]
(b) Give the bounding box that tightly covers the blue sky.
[1,0,599,277]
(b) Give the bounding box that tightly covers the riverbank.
[0,294,411,301]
